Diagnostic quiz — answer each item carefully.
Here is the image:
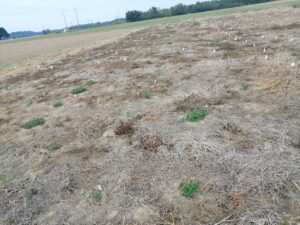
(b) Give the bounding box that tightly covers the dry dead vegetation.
[0,7,300,225]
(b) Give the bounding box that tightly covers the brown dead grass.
[0,7,300,225]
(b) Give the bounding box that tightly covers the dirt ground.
[0,7,300,225]
[0,29,137,72]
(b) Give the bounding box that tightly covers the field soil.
[0,7,300,225]
[0,29,137,73]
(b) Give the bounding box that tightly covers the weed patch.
[53,101,63,108]
[180,182,199,198]
[180,109,208,123]
[91,190,102,202]
[25,99,33,107]
[71,86,87,95]
[24,187,38,200]
[142,91,153,99]
[21,117,45,129]
[293,4,300,8]
[47,138,61,151]
[0,176,14,189]
[85,80,96,85]
[240,84,249,91]
[278,220,290,225]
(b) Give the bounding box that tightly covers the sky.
[0,0,201,32]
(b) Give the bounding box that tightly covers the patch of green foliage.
[152,69,162,76]
[25,99,33,107]
[21,117,45,129]
[0,175,14,189]
[47,139,61,151]
[180,182,199,198]
[113,84,118,94]
[225,62,230,70]
[180,109,209,123]
[31,83,38,88]
[126,111,133,118]
[241,84,249,91]
[86,80,96,85]
[91,190,102,202]
[71,86,87,95]
[142,91,153,99]
[293,3,300,8]
[53,101,63,108]
[24,187,38,200]
[278,220,290,225]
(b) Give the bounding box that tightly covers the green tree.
[170,4,187,16]
[126,10,143,22]
[42,29,51,35]
[0,27,9,40]
[126,0,275,23]
[143,7,160,20]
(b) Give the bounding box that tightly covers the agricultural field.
[0,0,298,73]
[0,3,300,225]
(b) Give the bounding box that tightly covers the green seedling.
[180,182,199,198]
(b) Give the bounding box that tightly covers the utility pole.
[62,10,69,30]
[74,7,80,26]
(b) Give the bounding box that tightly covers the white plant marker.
[291,62,296,68]
[124,57,127,61]
[265,55,268,60]
[234,36,238,41]
[263,48,266,52]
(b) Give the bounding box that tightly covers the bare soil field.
[0,7,300,225]
[0,29,138,73]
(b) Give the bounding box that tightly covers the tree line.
[126,0,274,22]
[0,18,126,41]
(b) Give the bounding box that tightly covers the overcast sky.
[0,0,201,32]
